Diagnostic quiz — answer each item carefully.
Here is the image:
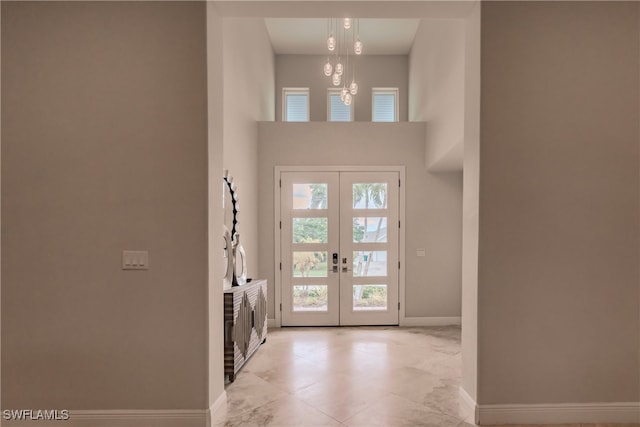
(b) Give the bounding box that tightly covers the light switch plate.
[122,250,149,270]
[417,248,426,257]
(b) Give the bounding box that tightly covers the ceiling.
[216,1,478,19]
[265,18,421,55]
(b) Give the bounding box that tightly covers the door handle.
[342,257,351,273]
[332,265,339,273]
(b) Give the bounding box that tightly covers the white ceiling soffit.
[214,1,478,19]
[265,18,421,55]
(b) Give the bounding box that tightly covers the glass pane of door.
[352,251,387,277]
[293,218,328,243]
[353,217,388,243]
[293,183,328,209]
[293,285,328,312]
[353,183,388,209]
[353,284,388,311]
[292,251,328,277]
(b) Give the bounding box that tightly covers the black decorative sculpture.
[223,171,247,287]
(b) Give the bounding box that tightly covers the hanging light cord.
[324,17,360,101]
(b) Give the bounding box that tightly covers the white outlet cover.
[122,250,149,270]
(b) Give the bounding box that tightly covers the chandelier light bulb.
[354,38,363,55]
[344,92,353,106]
[349,81,358,95]
[332,73,341,86]
[324,60,333,77]
[335,62,343,76]
[327,35,336,51]
[344,18,352,30]
[341,87,349,100]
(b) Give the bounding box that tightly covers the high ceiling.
[264,18,421,55]
[219,0,478,55]
[215,1,478,19]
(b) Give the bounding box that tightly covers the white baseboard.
[478,402,640,424]
[208,390,227,427]
[3,409,208,427]
[269,317,459,328]
[210,391,227,417]
[459,387,479,423]
[400,316,461,326]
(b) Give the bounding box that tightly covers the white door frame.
[274,165,406,327]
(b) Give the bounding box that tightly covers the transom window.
[327,89,354,122]
[283,88,310,122]
[372,88,398,122]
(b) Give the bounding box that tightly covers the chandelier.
[324,18,362,106]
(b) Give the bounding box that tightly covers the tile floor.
[212,326,474,427]
[211,326,640,427]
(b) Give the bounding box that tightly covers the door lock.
[332,253,339,273]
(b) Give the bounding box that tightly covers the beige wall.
[222,18,275,283]
[2,1,209,409]
[409,14,475,399]
[257,122,463,320]
[275,55,408,122]
[461,2,480,403]
[409,19,465,172]
[479,1,640,405]
[207,2,226,414]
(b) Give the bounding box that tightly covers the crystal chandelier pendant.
[332,73,342,86]
[324,60,333,77]
[354,38,363,55]
[344,93,353,106]
[327,35,336,51]
[341,87,349,100]
[335,62,343,76]
[343,18,352,30]
[349,81,358,95]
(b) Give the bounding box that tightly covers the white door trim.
[274,165,406,327]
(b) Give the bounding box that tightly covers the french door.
[280,170,400,326]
